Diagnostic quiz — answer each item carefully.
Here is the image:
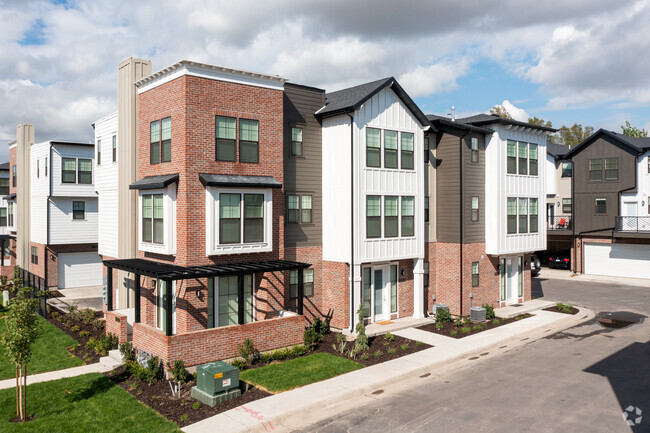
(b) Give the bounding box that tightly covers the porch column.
[106,266,113,311]
[413,258,425,318]
[297,268,304,315]
[134,274,141,323]
[350,264,362,333]
[165,279,173,336]
[237,274,245,325]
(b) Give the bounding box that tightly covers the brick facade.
[106,310,129,344]
[321,260,350,330]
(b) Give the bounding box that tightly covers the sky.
[1,0,650,162]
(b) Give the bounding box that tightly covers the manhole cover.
[597,311,645,329]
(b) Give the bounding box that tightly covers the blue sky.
[1,0,649,161]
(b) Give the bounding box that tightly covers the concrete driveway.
[48,285,104,311]
[297,276,650,433]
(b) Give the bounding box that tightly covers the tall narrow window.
[518,198,528,233]
[218,276,238,327]
[220,193,241,244]
[243,194,264,243]
[424,196,429,223]
[301,196,312,223]
[96,140,101,165]
[423,262,429,287]
[507,198,517,234]
[290,269,314,298]
[112,135,117,162]
[37,160,39,178]
[589,158,602,181]
[471,262,479,287]
[471,137,479,163]
[471,196,479,222]
[44,157,48,176]
[529,143,538,176]
[0,208,6,226]
[595,198,607,214]
[366,196,381,238]
[401,196,414,237]
[31,246,38,265]
[529,198,538,233]
[518,142,528,175]
[500,258,506,300]
[384,196,398,237]
[239,119,259,163]
[161,117,172,163]
[507,140,516,174]
[62,158,76,183]
[366,128,380,167]
[424,136,429,163]
[561,161,572,177]
[8,203,13,227]
[142,195,152,243]
[72,201,85,220]
[216,116,237,161]
[291,127,303,156]
[287,195,299,223]
[78,159,92,184]
[0,178,8,195]
[562,198,572,214]
[401,132,414,170]
[390,264,397,313]
[605,157,618,180]
[153,194,164,244]
[384,130,398,168]
[150,120,160,164]
[362,268,371,318]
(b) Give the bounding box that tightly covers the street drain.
[597,311,645,329]
[480,352,489,356]
[468,356,479,360]
[371,389,384,395]
[420,373,431,378]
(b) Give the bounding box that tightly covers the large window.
[243,194,264,243]
[589,158,602,181]
[72,201,85,220]
[150,117,171,164]
[239,119,259,163]
[291,127,303,156]
[518,198,528,233]
[216,116,237,161]
[530,198,538,233]
[401,132,414,170]
[529,143,538,176]
[384,130,398,169]
[562,198,572,214]
[219,193,241,244]
[595,198,607,214]
[287,194,312,224]
[217,275,253,327]
[384,196,398,237]
[366,128,381,167]
[605,157,618,181]
[401,196,414,236]
[0,178,8,195]
[142,194,164,244]
[290,269,314,298]
[471,262,479,287]
[366,195,381,238]
[62,158,76,183]
[112,135,117,162]
[78,159,92,184]
[471,196,479,222]
[561,161,572,177]
[507,198,517,234]
[0,208,6,226]
[471,137,479,163]
[518,142,528,175]
[218,193,267,245]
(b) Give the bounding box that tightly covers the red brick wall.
[283,246,323,323]
[322,260,350,330]
[28,242,46,279]
[106,310,128,344]
[395,259,414,319]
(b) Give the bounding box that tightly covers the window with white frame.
[595,198,607,214]
[112,135,117,162]
[471,137,479,163]
[239,119,259,163]
[150,117,171,164]
[518,142,528,175]
[72,201,85,220]
[401,132,414,170]
[518,198,528,233]
[0,208,6,226]
[384,130,398,169]
[529,143,538,176]
[507,140,517,174]
[401,196,415,236]
[604,157,618,181]
[530,198,538,233]
[62,158,91,184]
[287,194,312,224]
[507,197,540,234]
[366,128,381,168]
[216,116,237,162]
[507,198,517,234]
[471,196,479,222]
[291,127,303,156]
[562,198,572,214]
[471,262,479,287]
[142,194,164,244]
[0,178,8,196]
[561,161,572,177]
[97,140,101,165]
[366,195,381,238]
[8,202,13,227]
[384,196,398,237]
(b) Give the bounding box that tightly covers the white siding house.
[94,112,119,257]
[619,150,650,230]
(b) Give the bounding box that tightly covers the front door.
[505,257,521,305]
[547,203,555,228]
[623,202,637,231]
[373,267,390,322]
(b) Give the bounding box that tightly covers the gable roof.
[546,142,572,159]
[427,114,493,134]
[316,77,434,130]
[456,114,557,133]
[0,162,9,171]
[565,129,650,158]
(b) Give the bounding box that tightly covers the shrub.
[92,319,105,331]
[51,311,60,319]
[70,325,80,332]
[180,414,188,422]
[86,333,118,356]
[230,358,246,369]
[460,326,471,334]
[79,330,90,337]
[303,328,319,350]
[192,401,202,410]
[80,308,96,325]
[312,317,328,337]
[354,305,369,353]
[119,342,135,363]
[435,322,444,330]
[463,316,472,325]
[167,360,191,384]
[482,304,495,320]
[67,304,81,321]
[373,350,382,358]
[556,302,573,314]
[493,319,501,325]
[472,325,481,331]
[333,333,347,355]
[387,348,396,355]
[291,344,308,357]
[450,330,458,336]
[415,341,423,347]
[384,332,395,342]
[127,356,163,384]
[360,354,369,361]
[436,307,451,323]
[271,347,292,361]
[400,343,409,351]
[237,339,259,366]
[454,317,463,327]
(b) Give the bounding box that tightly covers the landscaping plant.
[119,342,135,363]
[454,317,463,327]
[333,333,347,355]
[435,307,451,323]
[384,332,395,342]
[556,302,574,314]
[237,338,259,366]
[353,305,369,353]
[482,303,495,320]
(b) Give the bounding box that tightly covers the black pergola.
[103,258,311,336]
[0,234,15,267]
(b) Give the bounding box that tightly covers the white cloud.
[501,100,530,122]
[398,59,470,98]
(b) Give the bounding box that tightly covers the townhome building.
[0,163,13,273]
[545,142,573,255]
[564,129,650,278]
[4,123,100,288]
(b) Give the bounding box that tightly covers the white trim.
[138,185,177,256]
[362,261,399,323]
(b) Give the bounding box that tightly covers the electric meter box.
[196,361,239,396]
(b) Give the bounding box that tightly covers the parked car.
[530,254,541,277]
[548,251,571,269]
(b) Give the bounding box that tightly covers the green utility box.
[191,361,241,407]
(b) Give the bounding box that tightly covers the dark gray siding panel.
[284,84,325,247]
[435,132,461,243]
[462,133,485,243]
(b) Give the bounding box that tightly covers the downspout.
[347,112,355,332]
[459,129,471,316]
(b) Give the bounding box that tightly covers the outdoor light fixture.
[401,269,405,276]
[557,201,560,207]
[152,279,157,288]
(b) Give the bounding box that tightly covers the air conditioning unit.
[433,303,449,318]
[191,361,241,407]
[470,306,486,323]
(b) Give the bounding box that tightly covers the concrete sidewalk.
[183,306,594,433]
[538,267,650,288]
[0,362,112,390]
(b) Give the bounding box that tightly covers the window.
[217,193,268,246]
[401,196,414,236]
[507,198,517,234]
[561,161,572,177]
[62,158,76,183]
[37,160,40,177]
[291,127,303,156]
[471,196,479,222]
[530,198,538,233]
[471,137,478,163]
[150,117,171,164]
[384,196,398,237]
[518,198,528,233]
[471,262,479,287]
[605,157,618,181]
[424,196,429,223]
[45,157,47,176]
[562,198,572,214]
[239,119,259,163]
[384,130,398,168]
[518,142,528,175]
[287,195,299,223]
[424,136,429,163]
[287,194,311,224]
[366,196,381,238]
[0,178,8,195]
[595,198,607,214]
[401,132,414,170]
[142,194,164,244]
[112,135,117,162]
[362,268,371,317]
[589,158,602,181]
[290,269,314,298]
[31,246,37,265]
[8,203,13,227]
[423,262,429,287]
[243,194,264,243]
[0,208,6,226]
[216,116,236,161]
[217,275,253,327]
[366,128,380,167]
[78,159,92,184]
[390,264,397,313]
[529,143,538,176]
[97,140,101,165]
[301,196,312,223]
[219,193,241,244]
[507,140,516,174]
[500,258,506,300]
[72,201,85,220]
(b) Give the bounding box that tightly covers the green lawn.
[0,373,180,432]
[240,352,363,393]
[0,314,83,380]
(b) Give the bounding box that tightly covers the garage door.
[584,243,650,279]
[58,252,103,288]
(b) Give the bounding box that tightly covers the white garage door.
[58,252,103,288]
[584,243,650,279]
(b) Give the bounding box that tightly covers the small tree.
[490,105,513,119]
[0,273,39,421]
[621,120,648,138]
[354,305,369,353]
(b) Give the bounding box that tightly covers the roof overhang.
[4,193,15,201]
[129,174,179,190]
[199,173,282,189]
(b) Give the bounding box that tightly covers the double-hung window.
[287,195,299,223]
[401,196,414,236]
[518,142,528,175]
[44,157,47,176]
[31,246,37,265]
[12,165,16,187]
[518,198,528,233]
[142,194,164,244]
[72,201,85,220]
[401,133,414,170]
[239,119,259,163]
[384,130,398,168]
[219,193,241,244]
[301,196,312,223]
[150,117,171,164]
[291,127,303,156]
[216,116,237,161]
[290,269,314,298]
[0,178,8,195]
[8,203,13,227]
[529,198,538,233]
[605,158,618,180]
[507,198,517,234]
[589,158,602,181]
[562,198,572,214]
[384,196,398,237]
[595,198,607,214]
[507,140,517,174]
[97,140,101,165]
[471,262,479,287]
[471,196,479,222]
[286,194,312,224]
[471,137,479,163]
[366,196,381,238]
[424,196,429,223]
[561,161,572,177]
[0,208,6,226]
[62,158,76,183]
[366,128,381,167]
[424,136,429,163]
[77,159,92,184]
[529,143,538,176]
[112,135,117,162]
[243,194,264,243]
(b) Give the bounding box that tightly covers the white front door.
[623,202,637,217]
[373,266,390,322]
[505,257,521,305]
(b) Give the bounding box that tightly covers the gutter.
[347,112,355,332]
[459,130,471,316]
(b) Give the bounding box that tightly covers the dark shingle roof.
[426,114,493,134]
[565,129,650,158]
[0,162,9,171]
[316,77,434,129]
[457,114,557,133]
[546,142,572,158]
[198,174,282,189]
[129,174,179,190]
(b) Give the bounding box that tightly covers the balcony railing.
[547,216,572,230]
[615,216,650,233]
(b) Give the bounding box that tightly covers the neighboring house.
[564,129,650,279]
[0,162,13,271]
[545,142,573,254]
[6,124,100,288]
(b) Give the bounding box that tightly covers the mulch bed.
[543,306,579,315]
[417,314,533,339]
[47,307,106,364]
[106,366,271,428]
